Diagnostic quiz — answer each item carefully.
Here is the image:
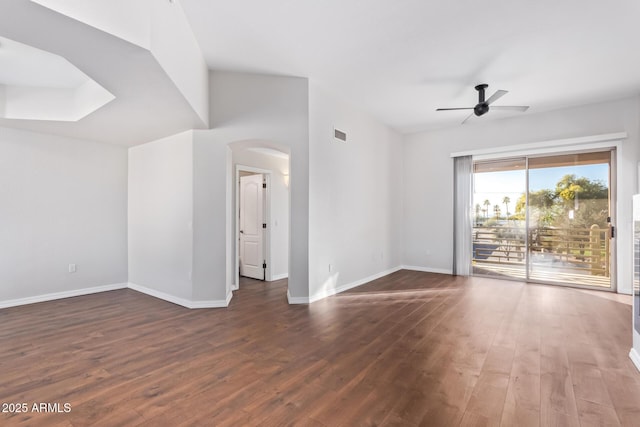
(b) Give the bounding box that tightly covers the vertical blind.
[453,155,473,276]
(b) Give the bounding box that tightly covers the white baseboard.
[188,290,232,308]
[630,348,640,372]
[128,282,231,309]
[0,282,128,309]
[127,282,193,308]
[287,289,310,304]
[402,265,453,275]
[270,273,289,281]
[226,289,233,305]
[291,265,454,305]
[1,281,232,311]
[0,266,451,310]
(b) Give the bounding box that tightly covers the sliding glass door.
[527,151,613,288]
[472,150,615,290]
[472,158,527,280]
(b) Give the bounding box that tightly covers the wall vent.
[334,129,347,142]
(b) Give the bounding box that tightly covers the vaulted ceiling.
[0,0,207,146]
[2,1,640,145]
[181,0,640,132]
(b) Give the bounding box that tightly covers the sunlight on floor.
[573,288,632,305]
[336,288,461,299]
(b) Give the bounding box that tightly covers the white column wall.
[191,71,309,301]
[308,82,404,301]
[128,130,194,301]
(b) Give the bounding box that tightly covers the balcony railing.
[473,225,610,277]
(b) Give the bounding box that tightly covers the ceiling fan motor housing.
[474,102,489,116]
[474,84,489,116]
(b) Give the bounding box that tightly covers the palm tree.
[502,196,511,219]
[483,199,491,220]
[493,204,501,219]
[475,204,481,225]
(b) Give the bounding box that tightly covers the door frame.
[235,165,272,289]
[239,173,266,281]
[609,148,618,292]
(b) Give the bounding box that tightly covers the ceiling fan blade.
[436,107,474,111]
[485,89,508,105]
[490,105,529,112]
[461,112,474,124]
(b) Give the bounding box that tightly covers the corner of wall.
[149,0,209,128]
[630,344,640,372]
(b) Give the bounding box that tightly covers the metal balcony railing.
[473,225,610,277]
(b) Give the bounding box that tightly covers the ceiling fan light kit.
[436,83,529,124]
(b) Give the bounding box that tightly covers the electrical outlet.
[68,264,77,273]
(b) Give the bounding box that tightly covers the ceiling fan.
[436,84,529,124]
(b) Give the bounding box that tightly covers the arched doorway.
[228,140,290,293]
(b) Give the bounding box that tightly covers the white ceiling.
[0,0,205,145]
[3,0,640,144]
[0,36,115,122]
[181,0,640,132]
[0,36,89,89]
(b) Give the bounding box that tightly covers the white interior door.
[240,174,264,279]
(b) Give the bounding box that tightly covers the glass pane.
[472,158,527,279]
[527,151,611,288]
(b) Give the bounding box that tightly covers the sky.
[473,164,609,213]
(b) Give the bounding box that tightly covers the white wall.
[193,70,309,301]
[233,149,290,280]
[0,126,127,303]
[31,0,152,48]
[403,96,640,294]
[191,136,229,301]
[128,72,402,305]
[0,85,5,117]
[149,0,209,127]
[308,82,404,301]
[633,195,640,370]
[128,130,193,300]
[634,329,640,372]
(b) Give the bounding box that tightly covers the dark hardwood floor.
[1,270,640,426]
